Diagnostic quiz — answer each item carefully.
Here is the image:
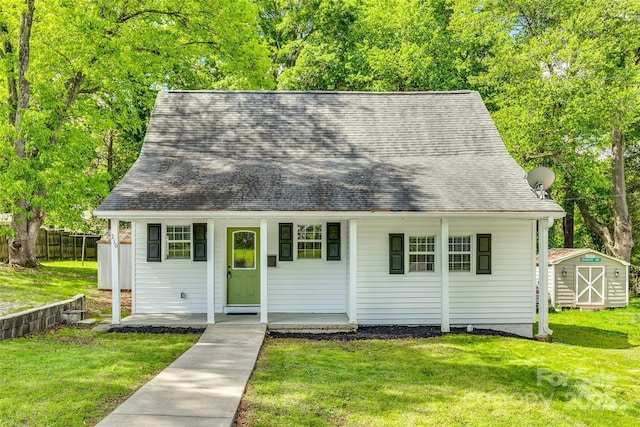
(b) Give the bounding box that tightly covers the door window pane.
[233,231,256,269]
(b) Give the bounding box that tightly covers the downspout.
[536,217,553,340]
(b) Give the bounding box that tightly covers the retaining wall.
[0,294,86,340]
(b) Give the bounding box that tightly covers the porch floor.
[112,313,356,332]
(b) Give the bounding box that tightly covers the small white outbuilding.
[97,229,132,291]
[541,248,629,309]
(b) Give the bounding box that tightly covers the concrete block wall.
[0,294,86,340]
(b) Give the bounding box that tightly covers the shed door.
[575,266,605,305]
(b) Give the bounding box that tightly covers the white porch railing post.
[440,218,450,333]
[207,219,215,324]
[260,219,268,324]
[348,219,358,324]
[110,219,121,324]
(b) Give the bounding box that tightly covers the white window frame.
[166,224,191,260]
[449,235,472,272]
[409,235,436,272]
[297,224,323,260]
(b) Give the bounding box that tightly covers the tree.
[0,0,271,267]
[257,0,470,91]
[450,0,640,262]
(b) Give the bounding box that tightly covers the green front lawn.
[0,327,201,426]
[0,261,98,315]
[0,261,198,426]
[238,299,640,426]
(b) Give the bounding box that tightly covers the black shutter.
[193,223,207,261]
[327,222,341,261]
[389,234,404,274]
[279,223,293,261]
[147,224,161,262]
[477,234,491,274]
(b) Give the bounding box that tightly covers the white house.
[94,90,565,337]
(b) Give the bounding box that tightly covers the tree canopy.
[1,0,638,265]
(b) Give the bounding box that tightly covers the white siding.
[356,218,536,325]
[265,220,347,313]
[134,222,207,313]
[448,219,535,325]
[130,216,538,325]
[357,219,442,324]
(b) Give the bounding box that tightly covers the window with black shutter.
[279,223,293,261]
[327,222,341,261]
[193,223,207,261]
[476,234,491,274]
[389,234,404,274]
[147,223,161,262]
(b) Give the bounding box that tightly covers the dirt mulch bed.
[107,326,206,334]
[268,325,531,341]
[87,290,131,317]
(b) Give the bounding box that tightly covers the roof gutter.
[94,209,566,221]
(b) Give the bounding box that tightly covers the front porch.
[111,313,356,333]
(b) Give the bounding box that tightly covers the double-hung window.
[409,236,435,272]
[297,224,322,259]
[449,235,471,271]
[166,225,191,259]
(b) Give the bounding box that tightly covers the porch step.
[267,323,357,334]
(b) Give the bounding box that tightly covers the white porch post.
[260,219,268,324]
[348,219,358,324]
[537,217,553,338]
[110,219,121,325]
[440,218,450,333]
[206,219,215,324]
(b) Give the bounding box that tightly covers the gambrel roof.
[96,90,564,216]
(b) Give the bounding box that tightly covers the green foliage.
[2,0,638,263]
[0,0,272,237]
[259,0,471,91]
[449,0,640,259]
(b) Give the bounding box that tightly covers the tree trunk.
[8,213,43,267]
[611,126,633,262]
[5,0,40,268]
[576,126,633,262]
[562,187,575,248]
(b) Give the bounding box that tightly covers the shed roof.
[542,248,629,266]
[98,228,132,244]
[96,90,564,216]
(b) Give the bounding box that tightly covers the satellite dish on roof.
[527,166,556,199]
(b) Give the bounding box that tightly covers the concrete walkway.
[96,324,266,427]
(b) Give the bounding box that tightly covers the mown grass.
[0,261,98,315]
[0,327,201,426]
[0,260,197,426]
[547,297,640,348]
[238,298,640,426]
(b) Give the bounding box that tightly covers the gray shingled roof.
[96,90,564,214]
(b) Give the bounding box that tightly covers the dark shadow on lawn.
[549,323,634,349]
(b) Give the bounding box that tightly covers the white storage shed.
[542,248,629,309]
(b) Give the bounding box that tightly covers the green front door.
[227,227,260,305]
